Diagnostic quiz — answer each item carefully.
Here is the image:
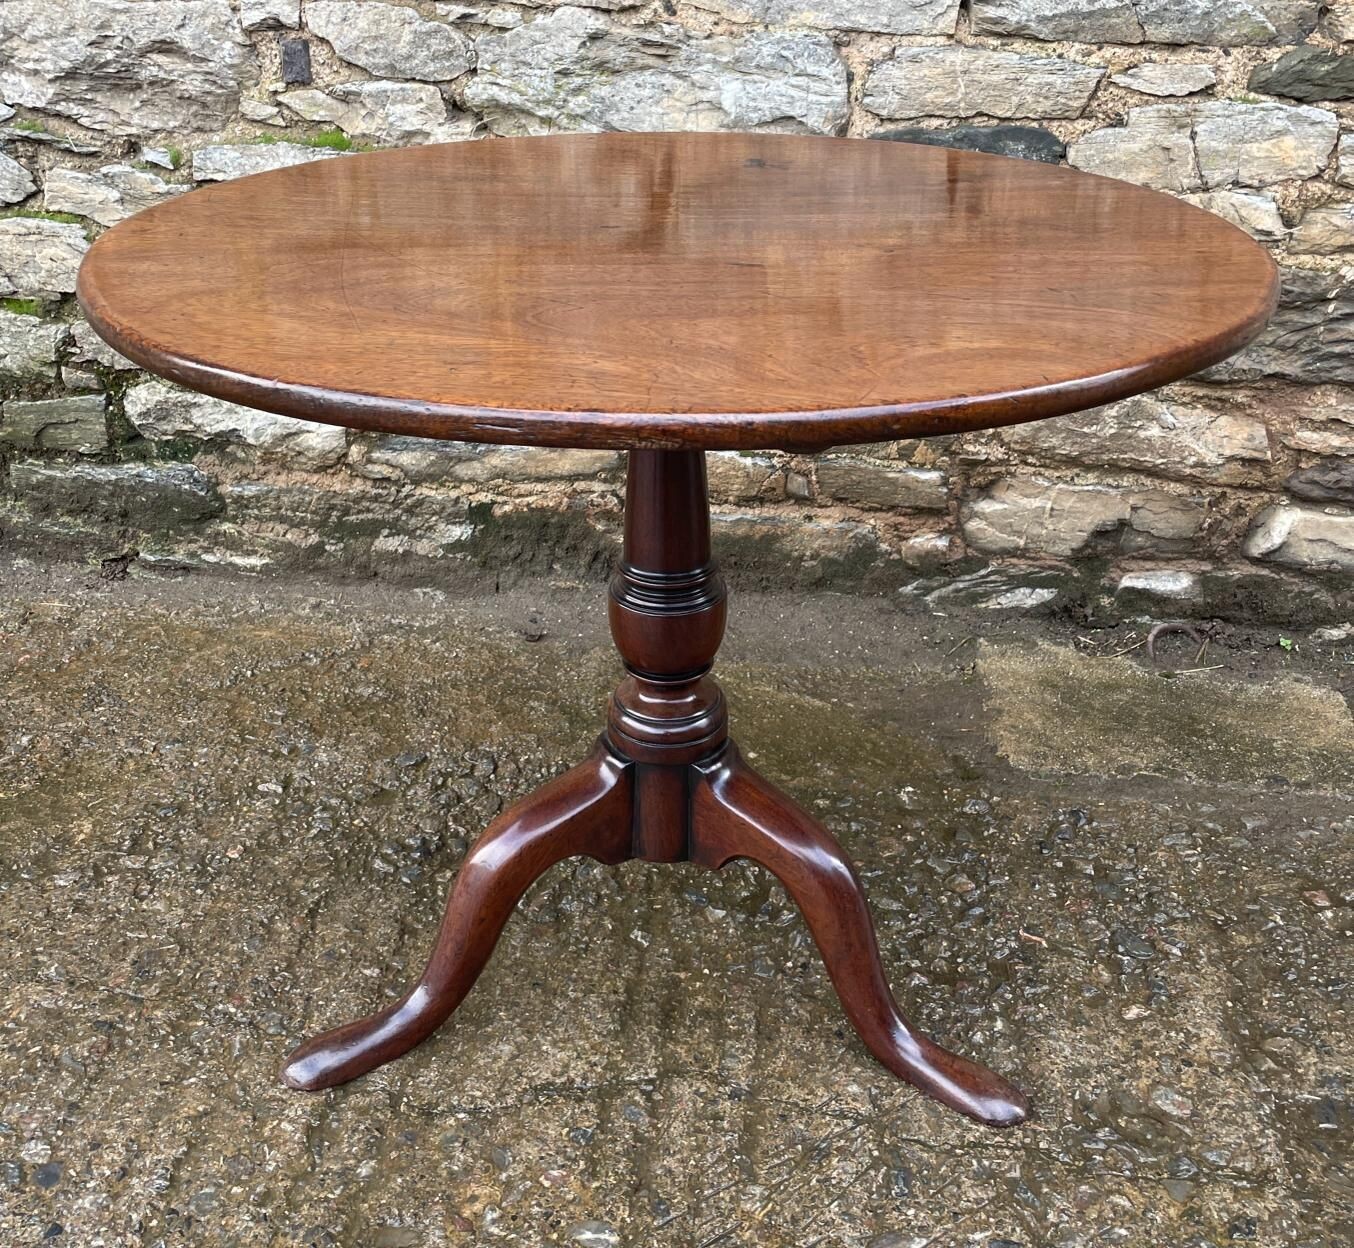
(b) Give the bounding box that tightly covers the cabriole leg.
[690,742,1030,1128]
[281,743,632,1091]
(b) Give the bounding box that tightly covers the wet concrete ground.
[0,557,1350,1248]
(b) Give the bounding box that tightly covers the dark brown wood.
[281,741,633,1091]
[77,132,1278,453]
[283,451,1031,1127]
[607,450,727,768]
[690,743,1030,1128]
[631,764,690,865]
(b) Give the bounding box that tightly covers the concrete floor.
[0,558,1350,1248]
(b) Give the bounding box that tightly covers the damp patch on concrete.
[979,640,1354,790]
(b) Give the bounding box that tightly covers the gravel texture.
[0,559,1349,1246]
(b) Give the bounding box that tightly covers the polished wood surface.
[283,452,1030,1127]
[78,133,1277,452]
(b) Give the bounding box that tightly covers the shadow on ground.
[0,559,1350,1247]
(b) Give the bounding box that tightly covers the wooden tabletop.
[78,132,1277,451]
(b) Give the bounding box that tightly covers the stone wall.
[1,0,1352,621]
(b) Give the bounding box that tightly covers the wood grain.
[77,132,1277,452]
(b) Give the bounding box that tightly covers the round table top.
[78,132,1277,452]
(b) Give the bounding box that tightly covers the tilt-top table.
[78,133,1277,1128]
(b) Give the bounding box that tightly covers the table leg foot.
[280,741,633,1092]
[691,743,1030,1129]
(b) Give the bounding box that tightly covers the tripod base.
[282,740,1029,1129]
[282,450,1029,1129]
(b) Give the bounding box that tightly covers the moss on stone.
[155,438,207,462]
[95,369,141,449]
[306,128,359,151]
[1,297,45,317]
[253,128,364,152]
[0,207,86,226]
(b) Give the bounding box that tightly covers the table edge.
[76,283,1278,452]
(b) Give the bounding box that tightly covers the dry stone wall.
[1,0,1352,622]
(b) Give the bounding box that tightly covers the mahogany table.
[78,133,1277,1128]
